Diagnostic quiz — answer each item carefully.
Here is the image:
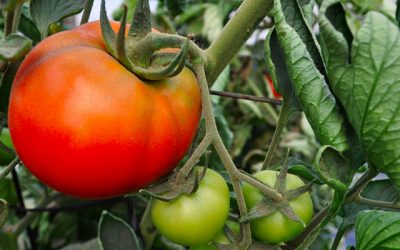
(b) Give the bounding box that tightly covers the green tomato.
[189,221,240,250]
[242,170,313,244]
[151,168,230,247]
[0,128,15,166]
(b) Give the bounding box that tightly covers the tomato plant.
[0,127,14,166]
[7,21,202,199]
[150,168,230,247]
[1,0,400,249]
[242,170,313,244]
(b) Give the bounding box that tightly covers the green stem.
[178,135,212,177]
[205,0,273,85]
[290,169,377,248]
[261,101,292,170]
[80,0,95,25]
[354,196,400,210]
[0,157,20,180]
[194,63,252,249]
[331,220,352,250]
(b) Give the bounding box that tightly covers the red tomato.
[264,74,282,99]
[8,21,201,199]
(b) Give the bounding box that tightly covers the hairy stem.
[205,0,273,85]
[0,157,20,180]
[354,196,400,210]
[178,135,212,177]
[262,101,292,170]
[194,63,252,249]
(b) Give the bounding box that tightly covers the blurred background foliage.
[0,0,398,249]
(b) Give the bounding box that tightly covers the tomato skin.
[151,168,230,247]
[242,170,313,244]
[8,21,201,199]
[0,128,14,166]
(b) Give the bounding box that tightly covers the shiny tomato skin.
[8,21,201,199]
[242,170,313,244]
[150,168,230,247]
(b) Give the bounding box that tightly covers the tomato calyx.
[240,163,312,227]
[100,0,196,80]
[141,166,207,202]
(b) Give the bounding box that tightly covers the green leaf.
[0,199,8,227]
[322,11,400,187]
[0,61,20,114]
[341,179,400,227]
[210,66,229,104]
[352,0,383,12]
[0,34,32,62]
[30,0,85,39]
[271,0,351,152]
[397,0,400,25]
[202,4,223,42]
[19,4,43,43]
[279,0,327,77]
[98,211,142,250]
[313,146,353,192]
[265,28,300,111]
[355,210,400,250]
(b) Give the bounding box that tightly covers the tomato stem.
[0,156,19,180]
[205,0,273,85]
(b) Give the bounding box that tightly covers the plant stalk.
[205,0,273,85]
[0,157,20,180]
[261,101,292,170]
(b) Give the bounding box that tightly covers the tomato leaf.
[313,146,352,193]
[98,211,142,250]
[19,5,41,43]
[59,239,99,250]
[30,0,85,39]
[0,61,20,114]
[265,28,299,111]
[271,0,350,152]
[341,179,400,227]
[0,34,32,62]
[355,210,400,250]
[321,9,400,187]
[0,199,8,227]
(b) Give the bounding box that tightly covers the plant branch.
[0,157,20,179]
[193,63,252,249]
[205,0,273,85]
[210,90,283,105]
[354,195,400,210]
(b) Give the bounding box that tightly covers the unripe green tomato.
[242,170,313,244]
[151,168,230,247]
[189,221,240,250]
[0,128,14,166]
